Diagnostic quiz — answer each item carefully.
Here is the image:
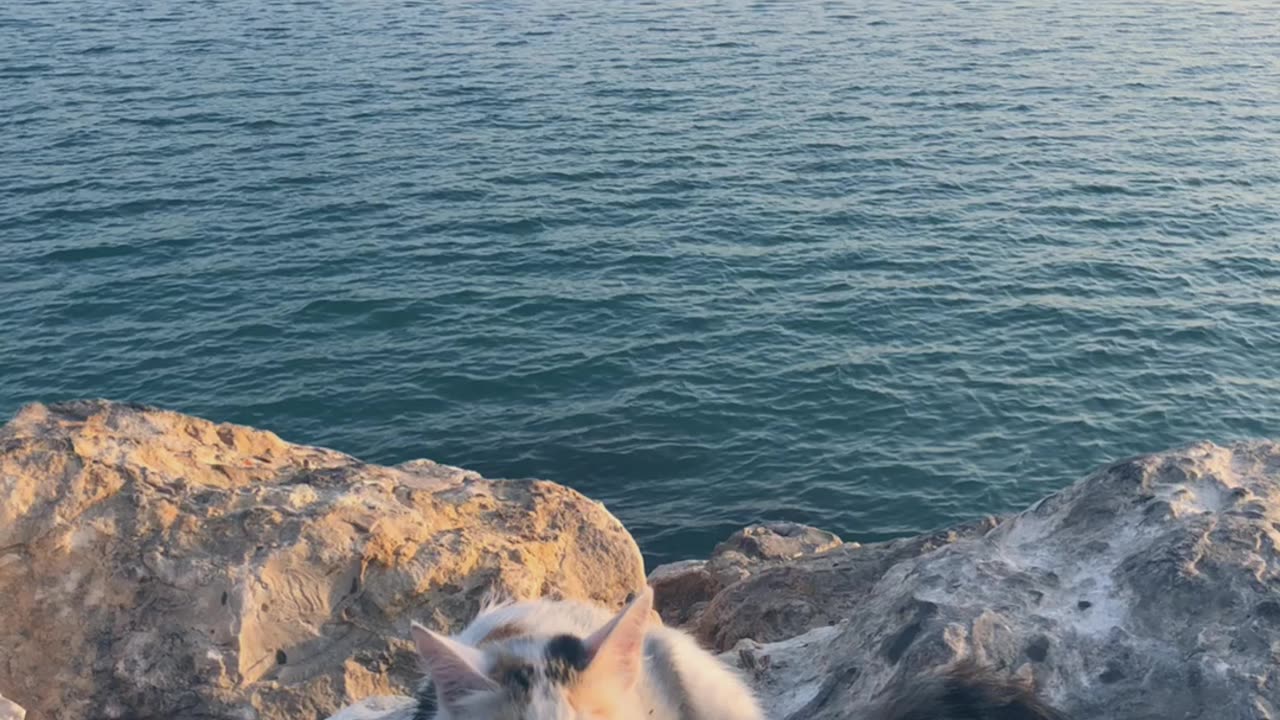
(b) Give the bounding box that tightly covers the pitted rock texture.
[649,521,848,629]
[0,401,645,720]
[716,442,1280,720]
[326,441,1280,720]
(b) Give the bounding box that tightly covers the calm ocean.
[3,0,1279,563]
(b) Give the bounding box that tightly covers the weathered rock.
[0,401,645,720]
[716,522,844,561]
[707,442,1280,720]
[717,625,842,720]
[696,517,999,650]
[324,696,415,720]
[0,694,25,720]
[11,400,1280,720]
[648,559,717,627]
[649,522,847,628]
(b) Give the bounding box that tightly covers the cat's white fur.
[410,588,763,720]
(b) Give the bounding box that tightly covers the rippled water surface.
[4,0,1280,563]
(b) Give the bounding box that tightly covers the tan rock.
[0,401,645,720]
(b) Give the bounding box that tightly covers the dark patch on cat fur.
[411,681,437,720]
[413,634,590,718]
[545,633,591,684]
[497,660,535,694]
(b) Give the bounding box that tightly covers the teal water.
[3,0,1280,564]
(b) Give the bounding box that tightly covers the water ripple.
[3,0,1280,564]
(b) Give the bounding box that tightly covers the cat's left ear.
[411,622,498,709]
[581,587,653,690]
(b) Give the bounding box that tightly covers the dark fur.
[544,634,591,684]
[871,661,1071,720]
[413,634,592,719]
[492,658,536,696]
[411,681,437,720]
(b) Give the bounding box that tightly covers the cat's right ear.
[581,587,654,691]
[411,622,498,707]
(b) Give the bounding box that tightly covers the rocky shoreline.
[2,401,1278,719]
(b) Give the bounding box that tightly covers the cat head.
[412,588,653,720]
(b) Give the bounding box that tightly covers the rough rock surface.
[714,442,1280,720]
[330,440,1280,720]
[648,521,845,628]
[648,519,1004,646]
[8,401,1280,720]
[693,517,1001,650]
[0,401,646,720]
[324,697,414,720]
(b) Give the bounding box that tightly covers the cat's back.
[456,597,615,646]
[641,624,763,720]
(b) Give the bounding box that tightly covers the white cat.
[409,588,764,720]
[407,588,1071,720]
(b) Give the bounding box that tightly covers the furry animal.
[409,587,763,720]
[409,588,1070,720]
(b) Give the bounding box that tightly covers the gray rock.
[714,522,844,561]
[704,442,1280,720]
[648,559,717,627]
[695,517,999,650]
[649,522,848,629]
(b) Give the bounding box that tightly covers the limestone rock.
[704,442,1280,720]
[0,401,645,720]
